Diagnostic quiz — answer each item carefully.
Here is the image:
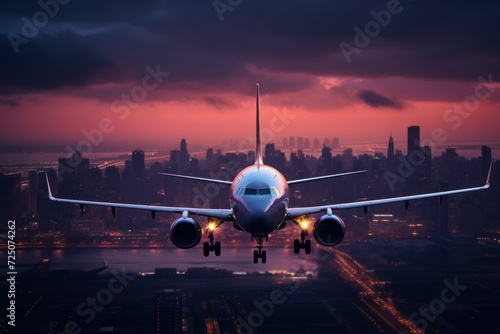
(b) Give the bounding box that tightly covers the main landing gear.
[252,233,268,263]
[203,220,223,257]
[293,220,311,254]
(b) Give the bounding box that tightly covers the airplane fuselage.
[230,164,289,234]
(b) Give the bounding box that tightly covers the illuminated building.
[156,289,182,334]
[70,218,104,236]
[369,214,419,238]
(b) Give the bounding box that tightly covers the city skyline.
[2,131,495,238]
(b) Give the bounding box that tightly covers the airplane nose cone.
[233,199,275,233]
[246,199,271,216]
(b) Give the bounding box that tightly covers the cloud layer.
[2,0,499,97]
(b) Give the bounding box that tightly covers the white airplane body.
[47,84,491,263]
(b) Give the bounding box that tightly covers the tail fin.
[255,83,263,165]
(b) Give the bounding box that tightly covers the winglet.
[45,172,55,200]
[255,83,263,165]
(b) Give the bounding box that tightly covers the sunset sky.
[1,1,499,155]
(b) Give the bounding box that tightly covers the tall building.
[482,145,492,179]
[132,150,145,174]
[264,142,285,170]
[297,137,304,149]
[387,134,394,160]
[58,151,89,181]
[0,173,21,221]
[179,138,190,173]
[318,145,332,173]
[104,166,120,201]
[58,151,89,197]
[407,125,420,156]
[28,170,38,216]
[156,289,182,334]
[265,142,275,159]
[180,138,187,155]
[206,148,216,170]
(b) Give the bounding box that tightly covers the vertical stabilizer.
[255,83,263,165]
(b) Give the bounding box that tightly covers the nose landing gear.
[252,233,268,263]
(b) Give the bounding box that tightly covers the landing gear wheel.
[252,233,268,263]
[293,220,312,255]
[305,240,311,254]
[204,220,224,257]
[293,239,300,254]
[203,242,210,257]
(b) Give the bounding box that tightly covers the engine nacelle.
[313,214,346,247]
[169,217,202,249]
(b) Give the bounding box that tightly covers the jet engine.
[312,214,346,246]
[169,216,202,249]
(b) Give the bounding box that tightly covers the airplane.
[46,84,492,263]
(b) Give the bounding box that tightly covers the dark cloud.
[356,89,404,109]
[0,30,112,92]
[1,0,499,96]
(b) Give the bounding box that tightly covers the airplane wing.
[287,170,367,185]
[159,173,233,185]
[45,173,233,221]
[287,162,491,219]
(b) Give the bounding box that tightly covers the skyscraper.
[482,145,492,179]
[28,170,38,216]
[297,137,304,149]
[132,150,145,174]
[179,138,189,173]
[0,173,21,222]
[180,138,187,155]
[387,134,394,160]
[407,126,420,156]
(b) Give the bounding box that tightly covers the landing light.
[208,222,217,231]
[299,220,309,230]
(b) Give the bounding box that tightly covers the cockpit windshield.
[238,187,280,197]
[244,188,258,195]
